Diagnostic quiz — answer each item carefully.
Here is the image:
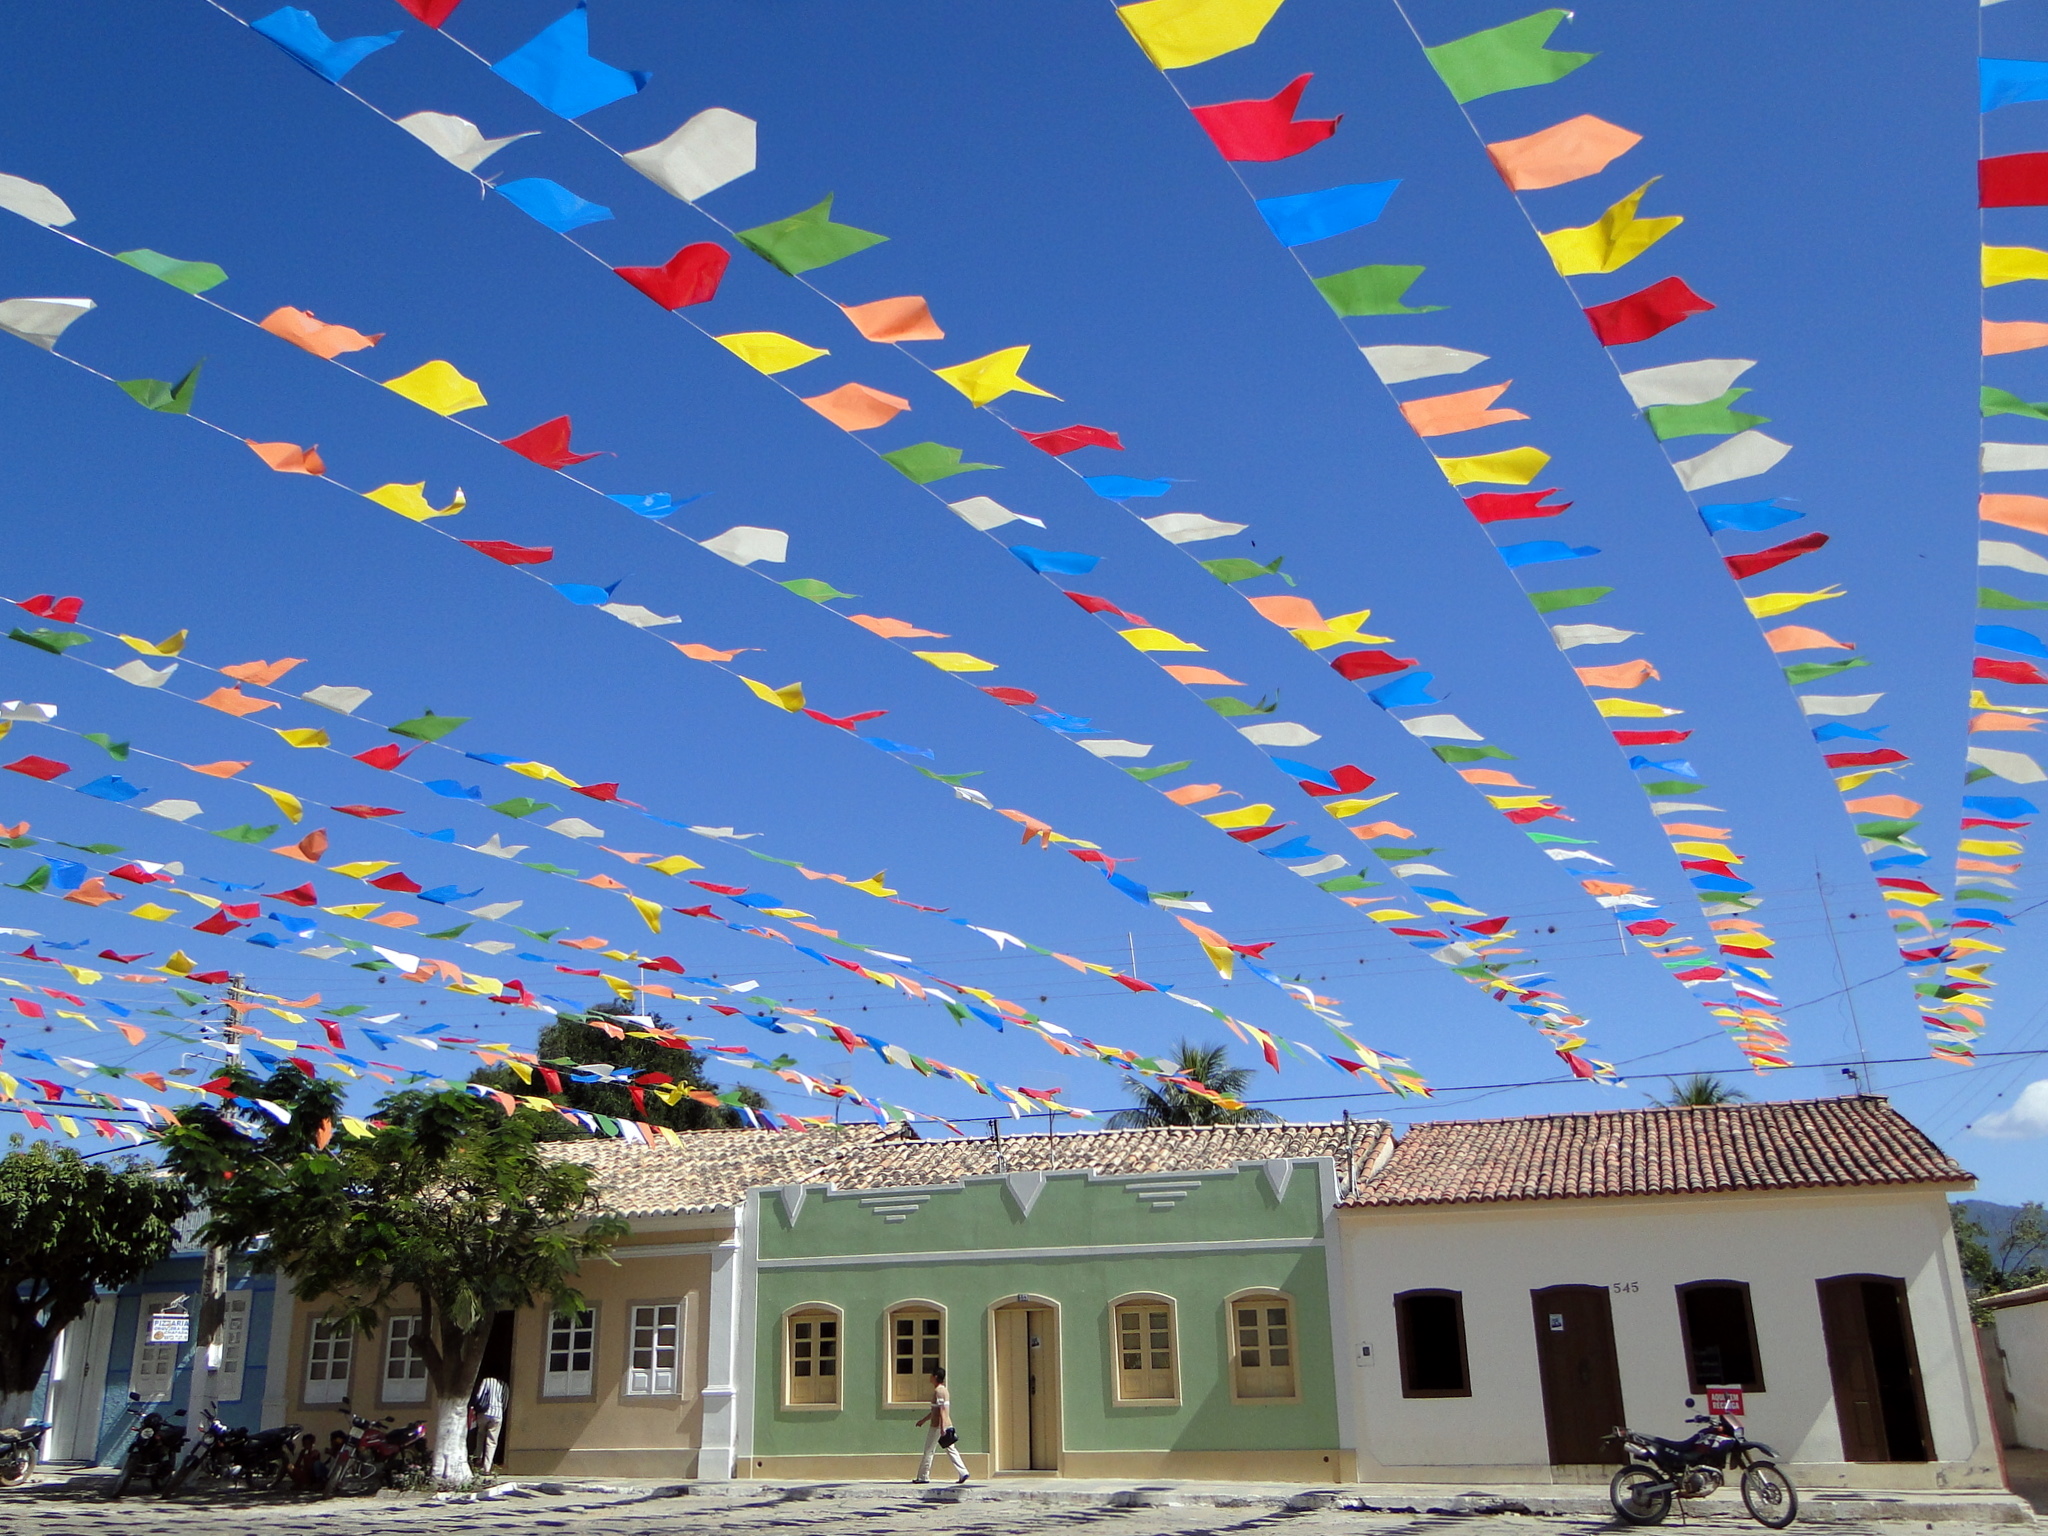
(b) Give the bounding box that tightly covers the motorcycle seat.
[1648,1436,1705,1453]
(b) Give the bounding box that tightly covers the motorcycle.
[1608,1407,1798,1528]
[108,1395,186,1499]
[0,1419,51,1489]
[322,1402,428,1496]
[162,1404,304,1494]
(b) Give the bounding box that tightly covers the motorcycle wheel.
[335,1457,382,1497]
[1741,1462,1798,1529]
[109,1455,140,1500]
[161,1451,206,1496]
[0,1447,32,1489]
[1610,1464,1674,1526]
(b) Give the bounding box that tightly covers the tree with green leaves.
[1109,1040,1275,1128]
[157,1069,624,1484]
[468,1001,766,1137]
[0,1140,188,1418]
[1662,1075,1749,1107]
[1954,1202,2048,1297]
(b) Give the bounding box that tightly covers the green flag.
[1206,695,1277,717]
[880,442,998,483]
[1644,389,1770,441]
[81,733,130,759]
[1424,10,1595,104]
[918,767,985,785]
[1782,658,1868,685]
[1200,555,1293,584]
[118,359,203,414]
[1434,744,1514,762]
[1642,778,1707,794]
[1981,586,2048,610]
[1122,761,1191,782]
[211,824,279,843]
[389,710,468,741]
[781,578,857,601]
[735,195,888,276]
[1856,820,1920,844]
[1312,264,1442,316]
[1982,386,2048,420]
[491,797,554,819]
[9,627,90,654]
[115,248,228,294]
[1527,586,1612,614]
[1317,873,1377,894]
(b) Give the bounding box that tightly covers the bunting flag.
[1117,0,1286,70]
[1191,76,1342,161]
[1423,11,1596,104]
[490,3,649,119]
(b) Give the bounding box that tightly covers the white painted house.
[1334,1098,2003,1490]
[1986,1282,2048,1451]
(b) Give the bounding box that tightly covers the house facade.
[1985,1281,2048,1450]
[1335,1098,2003,1490]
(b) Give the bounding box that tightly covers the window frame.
[1393,1289,1472,1399]
[1676,1279,1766,1393]
[884,1301,946,1408]
[783,1303,844,1411]
[1110,1293,1180,1406]
[380,1315,429,1405]
[130,1293,183,1403]
[541,1305,599,1400]
[1226,1289,1301,1405]
[303,1316,354,1406]
[211,1291,253,1404]
[623,1299,685,1400]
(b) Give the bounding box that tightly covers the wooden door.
[1818,1276,1931,1462]
[1531,1286,1626,1465]
[992,1306,1059,1472]
[1025,1309,1059,1470]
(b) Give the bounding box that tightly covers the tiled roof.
[1344,1097,1968,1208]
[539,1123,904,1217]
[811,1120,1390,1201]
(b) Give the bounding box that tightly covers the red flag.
[1022,425,1123,455]
[1724,531,1828,580]
[1464,490,1570,523]
[321,1020,346,1049]
[1982,152,2048,207]
[1627,919,1676,936]
[1190,75,1341,161]
[1612,730,1691,745]
[1582,276,1715,346]
[192,910,244,935]
[352,743,412,770]
[538,1066,563,1094]
[2,756,68,781]
[1878,877,1938,894]
[1503,805,1567,824]
[265,884,320,906]
[980,687,1039,706]
[499,417,601,470]
[392,0,461,23]
[638,956,686,974]
[689,881,748,895]
[462,539,555,566]
[1329,649,1416,680]
[367,871,423,893]
[1064,591,1149,625]
[1822,749,1909,770]
[801,708,888,730]
[1225,823,1288,842]
[9,998,43,1018]
[1461,916,1512,936]
[334,804,402,818]
[1561,1052,1602,1079]
[1977,657,2048,685]
[572,782,625,801]
[612,243,730,309]
[1111,973,1158,993]
[17,594,83,622]
[1673,966,1727,981]
[107,863,169,884]
[1300,765,1376,797]
[1681,859,1740,877]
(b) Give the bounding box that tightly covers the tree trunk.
[423,1329,490,1487]
[428,1390,471,1485]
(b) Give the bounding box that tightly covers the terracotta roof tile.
[538,1123,903,1217]
[1345,1097,1968,1208]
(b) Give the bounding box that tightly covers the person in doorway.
[471,1374,506,1475]
[912,1366,968,1484]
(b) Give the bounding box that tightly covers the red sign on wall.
[1706,1387,1745,1417]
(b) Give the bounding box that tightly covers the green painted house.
[730,1121,1384,1482]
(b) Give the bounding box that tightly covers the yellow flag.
[1292,611,1391,649]
[1593,698,1682,717]
[507,760,579,785]
[912,650,999,671]
[162,950,197,974]
[364,481,466,521]
[1119,627,1205,653]
[933,346,1059,406]
[1540,181,1682,275]
[1744,586,1846,618]
[1985,245,2048,286]
[252,784,304,823]
[129,902,176,922]
[843,872,896,897]
[1117,0,1285,68]
[628,896,663,933]
[1435,446,1551,486]
[739,676,806,711]
[1325,794,1397,817]
[602,974,638,999]
[340,1116,374,1138]
[328,861,395,879]
[382,360,487,414]
[274,727,330,748]
[715,331,828,374]
[119,630,188,656]
[322,903,383,919]
[1204,803,1276,829]
[646,855,702,875]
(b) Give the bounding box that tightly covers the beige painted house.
[1986,1282,2048,1450]
[1335,1098,2003,1491]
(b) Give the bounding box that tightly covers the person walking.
[471,1374,506,1475]
[911,1367,968,1484]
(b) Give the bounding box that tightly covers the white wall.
[1338,1186,1999,1489]
[1993,1297,2048,1449]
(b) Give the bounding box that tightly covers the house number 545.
[1611,1281,1640,1294]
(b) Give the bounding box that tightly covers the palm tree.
[1110,1040,1276,1128]
[1663,1074,1748,1107]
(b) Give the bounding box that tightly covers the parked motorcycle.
[322,1402,428,1496]
[1608,1409,1798,1528]
[162,1404,304,1494]
[108,1395,186,1499]
[0,1419,51,1489]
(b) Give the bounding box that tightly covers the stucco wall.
[1993,1296,2048,1449]
[1338,1185,1998,1489]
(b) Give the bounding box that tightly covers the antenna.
[1815,868,1874,1092]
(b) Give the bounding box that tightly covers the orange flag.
[1160,665,1246,684]
[1573,659,1659,688]
[1986,319,2048,355]
[1398,381,1528,437]
[1982,493,2048,535]
[840,295,943,342]
[199,687,279,717]
[221,657,306,686]
[244,439,325,475]
[1486,115,1641,191]
[259,306,382,358]
[801,382,911,431]
[1764,625,1852,653]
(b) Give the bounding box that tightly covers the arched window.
[784,1306,841,1407]
[887,1303,944,1404]
[1229,1291,1298,1402]
[1112,1295,1177,1403]
[1677,1281,1764,1392]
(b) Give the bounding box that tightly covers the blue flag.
[492,2,649,118]
[250,7,399,82]
[1369,671,1440,708]
[1009,545,1101,576]
[1500,540,1600,568]
[1083,475,1172,499]
[1983,57,2048,112]
[1256,181,1400,247]
[493,178,614,233]
[1698,499,1802,534]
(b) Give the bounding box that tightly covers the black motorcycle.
[108,1395,186,1499]
[162,1404,304,1494]
[1609,1410,1798,1528]
[0,1418,50,1488]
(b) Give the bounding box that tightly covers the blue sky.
[0,0,2042,1200]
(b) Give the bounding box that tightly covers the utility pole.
[184,974,247,1435]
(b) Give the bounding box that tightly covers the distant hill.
[1957,1198,2036,1247]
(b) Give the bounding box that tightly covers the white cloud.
[1973,1080,2048,1140]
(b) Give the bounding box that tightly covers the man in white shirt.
[912,1367,968,1484]
[471,1375,506,1474]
